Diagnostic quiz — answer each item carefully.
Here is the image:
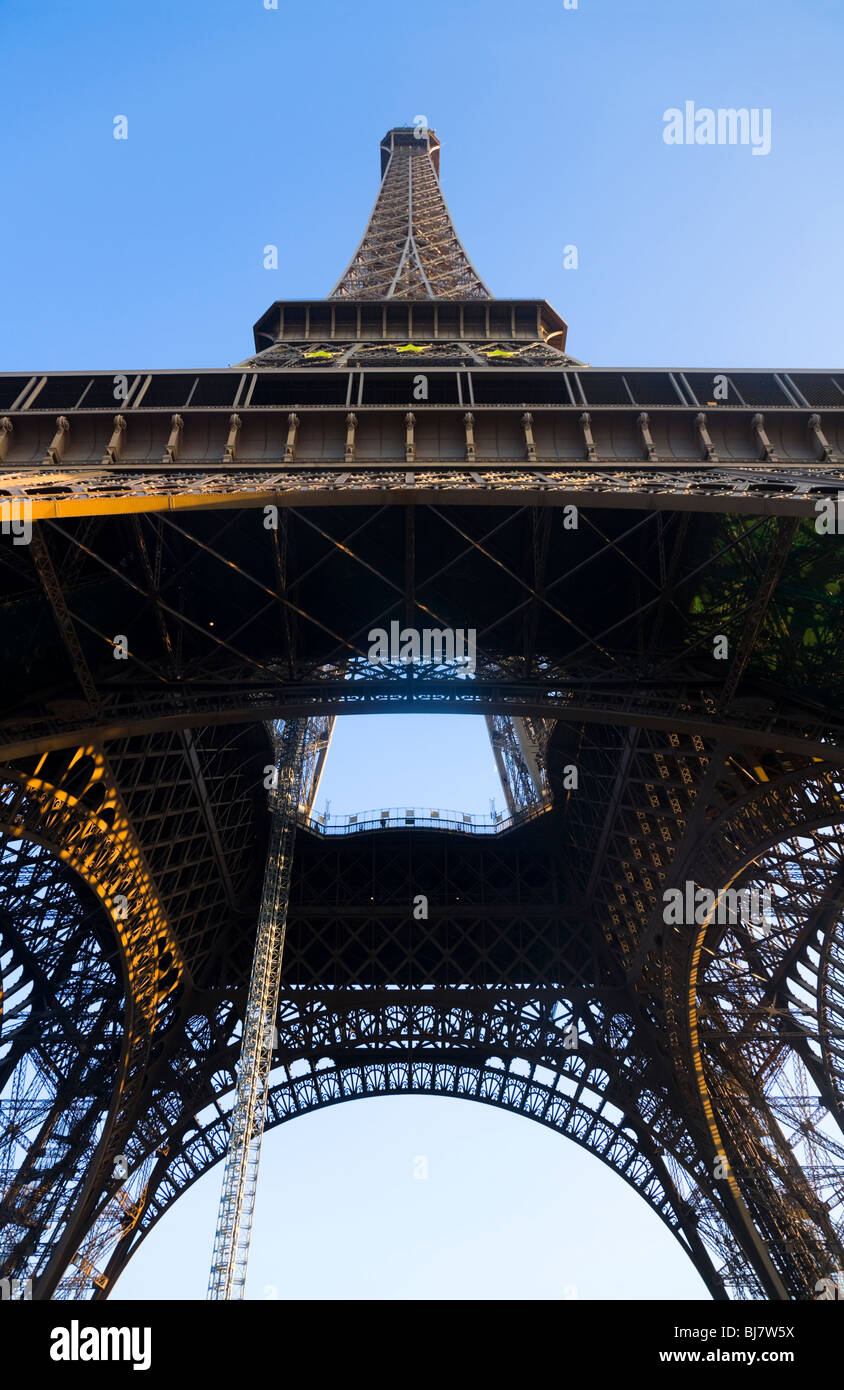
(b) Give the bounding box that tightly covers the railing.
[297,796,553,837]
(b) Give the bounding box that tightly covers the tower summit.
[330,126,490,300]
[251,127,569,359]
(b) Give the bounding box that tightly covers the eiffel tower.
[2,124,844,1302]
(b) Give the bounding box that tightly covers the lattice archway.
[98,1049,740,1300]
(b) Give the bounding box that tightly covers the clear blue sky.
[4,0,842,1300]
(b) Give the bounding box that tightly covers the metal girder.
[207,718,309,1300]
[1,674,841,767]
[2,461,844,521]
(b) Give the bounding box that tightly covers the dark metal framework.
[1,127,844,1300]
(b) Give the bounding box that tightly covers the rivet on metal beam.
[463,411,476,462]
[222,413,242,464]
[579,411,597,462]
[44,415,70,466]
[638,411,657,462]
[695,412,718,462]
[0,416,13,463]
[521,411,537,463]
[162,414,183,464]
[344,412,357,462]
[752,413,776,463]
[103,414,127,464]
[808,413,835,463]
[404,411,416,464]
[284,412,300,463]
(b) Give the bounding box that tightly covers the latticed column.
[207,718,310,1300]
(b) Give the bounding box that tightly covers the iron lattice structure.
[329,127,490,300]
[207,717,309,1300]
[1,127,844,1301]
